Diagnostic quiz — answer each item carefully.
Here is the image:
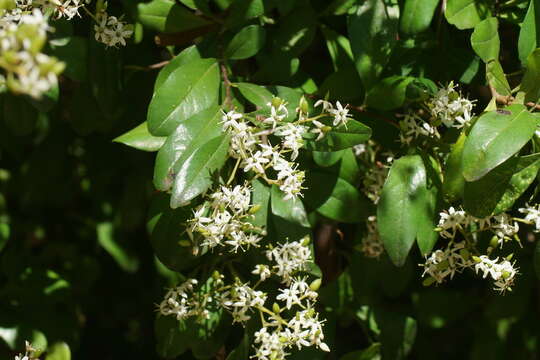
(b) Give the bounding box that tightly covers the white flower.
[314,99,333,111]
[429,82,474,128]
[252,264,271,281]
[437,207,468,239]
[421,242,472,284]
[328,101,351,127]
[519,203,540,232]
[310,120,326,141]
[492,213,519,242]
[94,11,132,47]
[275,123,307,160]
[266,239,312,284]
[474,256,518,293]
[243,150,271,174]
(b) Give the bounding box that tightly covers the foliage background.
[1,0,540,359]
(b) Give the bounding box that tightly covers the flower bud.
[249,204,261,214]
[179,239,191,247]
[272,302,281,314]
[472,256,481,263]
[309,278,322,291]
[271,96,284,109]
[489,235,499,249]
[298,96,309,114]
[422,277,436,287]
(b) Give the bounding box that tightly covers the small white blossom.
[519,203,540,232]
[252,264,271,281]
[94,11,133,47]
[429,82,474,128]
[328,101,351,127]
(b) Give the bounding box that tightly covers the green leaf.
[400,0,440,35]
[317,66,364,102]
[348,0,399,90]
[155,315,190,358]
[147,58,220,136]
[235,82,274,108]
[0,222,9,253]
[270,185,310,228]
[151,207,200,271]
[45,342,71,360]
[462,104,539,181]
[316,177,366,223]
[153,107,223,192]
[521,48,540,103]
[365,76,415,111]
[486,60,511,96]
[313,150,345,167]
[225,25,266,60]
[97,222,139,273]
[445,0,489,30]
[137,0,210,33]
[155,46,202,90]
[464,154,540,217]
[518,0,540,65]
[375,310,417,360]
[442,131,467,203]
[305,119,372,152]
[171,134,230,208]
[113,122,166,152]
[321,26,354,71]
[250,179,270,228]
[377,155,427,266]
[225,329,250,360]
[416,155,440,256]
[225,0,265,28]
[470,17,500,63]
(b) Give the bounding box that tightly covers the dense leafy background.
[2,0,540,359]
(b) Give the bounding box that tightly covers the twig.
[124,60,170,72]
[489,84,514,105]
[220,62,233,110]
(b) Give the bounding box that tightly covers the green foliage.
[4,0,540,359]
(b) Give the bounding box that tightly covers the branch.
[220,62,233,110]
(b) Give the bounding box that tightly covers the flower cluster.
[428,82,474,129]
[421,206,522,293]
[519,203,540,232]
[473,255,518,293]
[35,0,89,20]
[397,83,474,145]
[437,206,519,245]
[222,97,353,200]
[159,237,329,360]
[187,183,264,252]
[94,9,133,47]
[359,143,393,204]
[14,341,39,360]
[0,6,64,98]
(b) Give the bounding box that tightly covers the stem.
[220,62,233,111]
[82,5,98,22]
[226,158,242,186]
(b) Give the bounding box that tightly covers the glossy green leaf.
[366,76,414,111]
[147,58,220,136]
[518,0,540,65]
[45,342,71,360]
[155,46,202,90]
[137,0,210,33]
[375,310,417,360]
[153,107,223,192]
[317,177,366,223]
[170,135,229,208]
[225,25,266,60]
[416,155,440,256]
[340,343,381,360]
[113,122,166,152]
[442,131,467,203]
[521,49,540,104]
[0,222,8,253]
[400,0,439,35]
[318,67,364,102]
[271,3,316,57]
[470,17,500,63]
[464,154,540,217]
[235,82,274,108]
[305,119,372,152]
[486,61,511,96]
[270,185,310,228]
[97,222,139,273]
[462,104,539,181]
[445,0,489,30]
[377,155,427,267]
[348,0,399,90]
